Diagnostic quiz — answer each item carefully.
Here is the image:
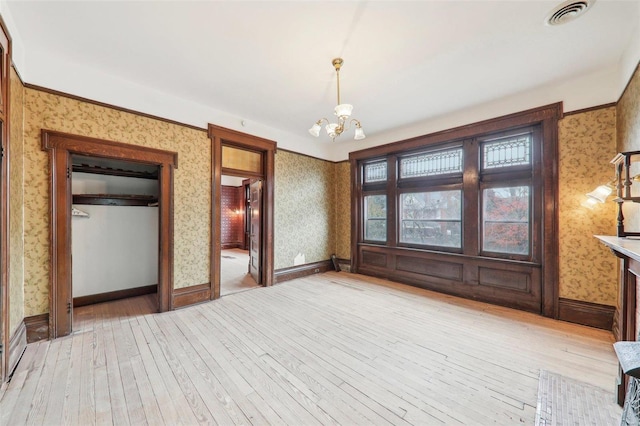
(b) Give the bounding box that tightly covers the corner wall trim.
[8,322,27,376]
[557,298,615,331]
[73,284,158,307]
[172,283,211,309]
[274,260,335,284]
[24,313,49,343]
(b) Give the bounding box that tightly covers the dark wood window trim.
[349,103,562,317]
[208,124,276,299]
[41,130,177,339]
[0,15,11,383]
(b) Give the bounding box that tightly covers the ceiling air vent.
[545,0,595,26]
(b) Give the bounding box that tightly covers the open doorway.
[209,125,276,300]
[43,130,177,339]
[70,155,159,320]
[220,175,259,296]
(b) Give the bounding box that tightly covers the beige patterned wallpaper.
[274,150,336,269]
[617,64,640,231]
[334,161,351,260]
[558,107,618,305]
[9,68,25,334]
[23,88,211,316]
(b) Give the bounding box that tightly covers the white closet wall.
[72,172,158,298]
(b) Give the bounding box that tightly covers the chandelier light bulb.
[354,126,366,140]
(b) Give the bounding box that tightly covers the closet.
[71,155,159,307]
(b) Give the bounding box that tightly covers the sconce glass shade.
[354,126,366,140]
[308,122,321,137]
[326,123,339,138]
[334,104,353,118]
[586,185,613,203]
[581,197,598,210]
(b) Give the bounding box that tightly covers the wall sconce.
[586,182,615,204]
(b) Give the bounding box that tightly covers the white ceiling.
[2,1,639,161]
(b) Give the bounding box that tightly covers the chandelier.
[308,58,366,141]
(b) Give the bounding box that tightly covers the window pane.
[364,161,387,183]
[400,191,462,248]
[400,148,463,178]
[364,195,386,241]
[482,134,531,169]
[482,186,530,254]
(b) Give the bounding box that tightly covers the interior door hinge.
[67,301,71,313]
[67,167,71,179]
[0,145,4,159]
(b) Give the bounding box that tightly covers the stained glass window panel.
[400,148,463,178]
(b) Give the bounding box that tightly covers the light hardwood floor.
[0,272,618,425]
[221,249,259,296]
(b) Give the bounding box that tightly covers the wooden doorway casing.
[208,125,276,300]
[42,130,178,339]
[0,16,10,382]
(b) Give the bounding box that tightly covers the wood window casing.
[349,103,562,317]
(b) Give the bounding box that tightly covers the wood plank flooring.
[0,272,619,425]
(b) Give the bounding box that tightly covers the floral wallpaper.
[558,106,618,305]
[9,67,25,335]
[334,161,351,260]
[617,64,640,231]
[23,88,211,316]
[274,150,336,269]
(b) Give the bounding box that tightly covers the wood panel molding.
[8,322,26,376]
[172,283,211,309]
[274,260,335,284]
[73,284,158,308]
[24,313,49,343]
[557,298,615,331]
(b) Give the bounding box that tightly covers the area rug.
[535,370,622,425]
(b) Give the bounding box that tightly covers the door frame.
[42,130,177,339]
[208,124,276,299]
[0,16,10,382]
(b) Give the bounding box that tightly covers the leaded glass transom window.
[364,161,387,183]
[482,134,531,169]
[400,148,463,178]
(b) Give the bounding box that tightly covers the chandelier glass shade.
[308,58,365,141]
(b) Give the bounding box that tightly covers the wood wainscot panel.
[478,267,530,292]
[172,283,211,309]
[396,255,463,281]
[73,284,158,307]
[558,298,615,331]
[274,260,335,284]
[361,250,388,268]
[8,322,27,376]
[24,313,49,343]
[357,245,542,314]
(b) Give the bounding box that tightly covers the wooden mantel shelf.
[596,235,640,262]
